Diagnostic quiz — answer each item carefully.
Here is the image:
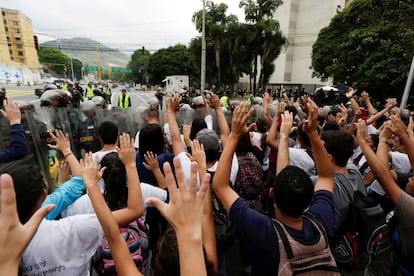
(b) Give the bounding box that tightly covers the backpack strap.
[335,173,355,204]
[303,212,330,249]
[353,151,364,166]
[272,219,295,259]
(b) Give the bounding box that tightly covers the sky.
[2,0,246,56]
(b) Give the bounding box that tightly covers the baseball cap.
[0,155,45,223]
[196,129,219,151]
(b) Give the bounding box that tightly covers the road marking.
[7,90,33,96]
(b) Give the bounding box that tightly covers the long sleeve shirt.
[0,124,28,163]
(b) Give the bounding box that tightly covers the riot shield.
[24,109,55,191]
[100,107,142,138]
[78,106,102,154]
[177,103,194,130]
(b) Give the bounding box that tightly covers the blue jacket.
[0,124,28,164]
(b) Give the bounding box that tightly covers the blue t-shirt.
[229,190,335,276]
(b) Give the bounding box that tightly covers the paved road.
[5,85,157,111]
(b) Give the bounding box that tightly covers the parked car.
[34,83,58,97]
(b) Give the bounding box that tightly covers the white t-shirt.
[390,151,412,173]
[289,147,316,176]
[207,154,239,186]
[62,183,168,218]
[21,214,104,276]
[252,131,271,171]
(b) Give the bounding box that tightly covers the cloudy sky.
[3,0,246,55]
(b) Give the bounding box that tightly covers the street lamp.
[201,0,206,92]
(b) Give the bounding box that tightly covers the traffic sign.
[86,66,103,72]
[111,67,132,73]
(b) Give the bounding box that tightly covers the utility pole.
[96,43,102,82]
[200,0,206,92]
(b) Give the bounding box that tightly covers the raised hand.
[207,93,221,110]
[80,152,105,189]
[143,151,159,172]
[230,102,253,138]
[355,119,367,144]
[191,139,206,170]
[302,97,319,133]
[279,111,293,139]
[117,133,136,166]
[48,129,71,154]
[1,98,21,125]
[0,174,54,274]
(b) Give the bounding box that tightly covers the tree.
[145,44,193,85]
[239,0,286,93]
[38,47,70,77]
[128,48,150,84]
[312,0,414,98]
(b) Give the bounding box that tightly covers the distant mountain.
[40,37,130,68]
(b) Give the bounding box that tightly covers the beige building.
[0,7,40,84]
[268,0,352,92]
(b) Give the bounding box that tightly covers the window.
[15,36,21,41]
[19,58,25,63]
[15,28,20,34]
[9,49,12,55]
[16,44,22,49]
[4,27,8,32]
[13,21,18,27]
[2,11,6,16]
[18,51,23,56]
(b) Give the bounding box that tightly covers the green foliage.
[38,47,70,77]
[128,48,150,83]
[146,44,193,85]
[312,0,414,97]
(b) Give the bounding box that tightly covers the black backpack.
[332,174,392,272]
[208,170,237,252]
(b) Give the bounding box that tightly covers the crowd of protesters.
[0,83,413,276]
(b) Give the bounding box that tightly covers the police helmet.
[147,96,159,106]
[252,97,263,105]
[91,96,106,108]
[81,100,95,114]
[40,89,72,108]
[44,83,58,91]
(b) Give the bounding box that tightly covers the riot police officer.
[79,100,101,153]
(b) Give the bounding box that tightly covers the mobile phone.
[360,107,368,121]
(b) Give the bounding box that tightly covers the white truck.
[162,75,189,93]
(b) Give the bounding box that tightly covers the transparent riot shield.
[78,106,102,154]
[177,103,195,131]
[24,109,54,191]
[99,107,141,138]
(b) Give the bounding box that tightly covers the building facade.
[267,0,351,92]
[0,7,41,84]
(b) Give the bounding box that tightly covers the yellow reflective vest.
[86,86,94,99]
[118,94,130,108]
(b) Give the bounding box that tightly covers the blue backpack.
[92,218,149,275]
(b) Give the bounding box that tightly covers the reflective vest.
[61,83,68,91]
[86,86,94,99]
[118,94,130,108]
[220,95,229,109]
[105,87,111,96]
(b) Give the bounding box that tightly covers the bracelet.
[64,152,74,159]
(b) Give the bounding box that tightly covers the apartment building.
[268,0,352,92]
[0,7,40,84]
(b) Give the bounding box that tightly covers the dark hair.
[285,105,298,118]
[205,148,220,163]
[369,133,379,150]
[255,116,269,150]
[139,124,164,160]
[101,152,128,211]
[152,226,215,276]
[321,130,354,167]
[190,117,207,140]
[146,108,160,120]
[322,121,340,131]
[98,121,118,144]
[236,132,252,153]
[273,166,314,218]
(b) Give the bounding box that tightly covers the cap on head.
[196,129,219,151]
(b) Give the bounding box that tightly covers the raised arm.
[0,99,28,163]
[81,152,142,276]
[276,111,293,175]
[365,98,396,126]
[166,95,186,156]
[212,102,253,213]
[143,151,166,189]
[146,158,209,276]
[266,103,284,150]
[208,93,230,147]
[303,97,334,192]
[388,115,414,171]
[48,129,81,176]
[112,133,144,225]
[356,120,401,204]
[191,139,218,273]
